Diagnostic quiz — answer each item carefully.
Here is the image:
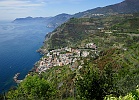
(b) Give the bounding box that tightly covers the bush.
[7,75,55,100]
[104,88,139,100]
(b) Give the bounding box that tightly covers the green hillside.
[42,14,139,51]
[5,14,139,100]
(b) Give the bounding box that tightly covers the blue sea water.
[0,21,53,94]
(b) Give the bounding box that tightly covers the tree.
[7,75,55,100]
[75,64,117,100]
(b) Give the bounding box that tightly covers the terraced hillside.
[6,14,139,100]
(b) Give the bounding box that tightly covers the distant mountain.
[45,0,139,25]
[74,0,139,18]
[46,13,73,28]
[13,14,72,28]
[13,0,139,27]
[13,16,50,24]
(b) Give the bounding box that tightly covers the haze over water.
[0,21,53,93]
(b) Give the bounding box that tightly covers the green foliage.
[75,44,139,100]
[75,63,117,100]
[7,75,55,100]
[40,65,76,99]
[104,88,139,100]
[114,44,139,95]
[111,17,139,33]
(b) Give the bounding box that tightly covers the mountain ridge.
[74,0,139,17]
[13,0,139,27]
[13,13,72,28]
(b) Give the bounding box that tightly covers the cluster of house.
[36,43,98,74]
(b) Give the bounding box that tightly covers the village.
[36,43,98,74]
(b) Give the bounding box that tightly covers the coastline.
[0,21,54,94]
[13,73,23,84]
[12,30,53,84]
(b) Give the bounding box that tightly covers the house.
[86,43,97,49]
[82,51,89,57]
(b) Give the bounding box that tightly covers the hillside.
[40,14,139,52]
[46,13,73,28]
[74,0,139,18]
[6,14,139,100]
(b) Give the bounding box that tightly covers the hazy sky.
[0,0,124,20]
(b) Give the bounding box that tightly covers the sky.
[0,0,124,21]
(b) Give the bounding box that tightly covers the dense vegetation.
[7,75,55,100]
[6,14,139,100]
[104,88,139,100]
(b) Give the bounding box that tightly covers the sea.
[0,21,53,94]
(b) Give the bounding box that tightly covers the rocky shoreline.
[13,73,23,84]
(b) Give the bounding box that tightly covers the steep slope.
[41,14,139,52]
[37,14,139,99]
